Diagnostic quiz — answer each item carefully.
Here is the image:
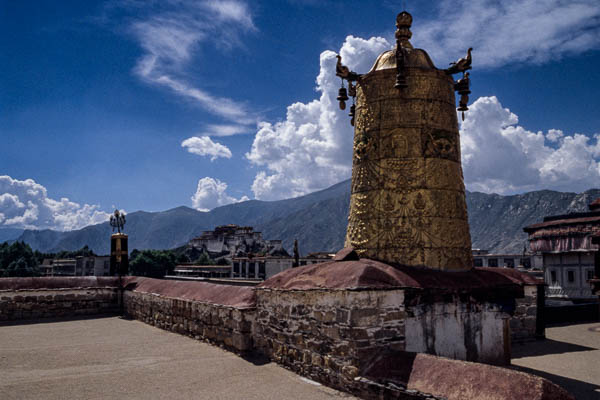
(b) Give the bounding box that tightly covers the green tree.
[55,245,96,259]
[193,252,215,265]
[129,250,176,278]
[0,241,41,277]
[216,257,230,266]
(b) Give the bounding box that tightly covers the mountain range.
[2,180,599,256]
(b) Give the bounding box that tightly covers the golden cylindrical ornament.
[344,47,473,271]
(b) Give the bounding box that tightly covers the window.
[520,258,531,269]
[567,270,575,283]
[587,270,594,281]
[258,262,266,279]
[504,258,515,268]
[248,262,255,277]
[473,258,483,267]
[233,262,239,276]
[488,258,498,267]
[550,270,557,284]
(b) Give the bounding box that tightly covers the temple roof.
[524,214,600,232]
[369,47,437,72]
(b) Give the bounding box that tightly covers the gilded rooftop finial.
[109,209,126,234]
[342,11,474,271]
[395,11,413,49]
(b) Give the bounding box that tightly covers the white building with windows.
[41,256,110,277]
[188,225,287,259]
[231,254,332,280]
[524,199,600,301]
[471,249,542,269]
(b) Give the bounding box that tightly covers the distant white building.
[231,253,333,280]
[188,225,288,259]
[41,256,110,277]
[471,249,542,269]
[524,199,600,300]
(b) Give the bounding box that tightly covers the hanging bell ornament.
[455,72,471,120]
[337,87,349,110]
[458,94,469,120]
[394,73,408,89]
[348,81,356,97]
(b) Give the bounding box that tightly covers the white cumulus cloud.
[246,35,390,200]
[0,176,111,231]
[413,0,600,68]
[461,96,600,194]
[191,177,249,211]
[181,136,232,161]
[246,21,600,200]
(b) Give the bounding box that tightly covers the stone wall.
[511,284,542,342]
[0,273,572,400]
[404,292,509,365]
[0,288,119,322]
[253,288,407,389]
[123,291,254,353]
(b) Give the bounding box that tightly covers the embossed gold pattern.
[344,22,473,270]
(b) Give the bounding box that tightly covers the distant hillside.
[9,181,600,255]
[0,228,24,243]
[11,180,351,255]
[467,188,600,253]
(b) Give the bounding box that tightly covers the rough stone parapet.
[123,276,255,308]
[0,273,570,400]
[253,288,406,389]
[511,284,541,343]
[0,288,119,321]
[123,291,255,353]
[0,276,119,291]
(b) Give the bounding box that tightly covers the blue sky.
[1,0,599,231]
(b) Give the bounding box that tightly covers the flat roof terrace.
[512,322,600,400]
[0,316,353,400]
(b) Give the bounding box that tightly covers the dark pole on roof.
[592,234,600,279]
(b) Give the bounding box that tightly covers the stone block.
[307,339,324,352]
[347,327,371,340]
[350,308,380,326]
[342,365,359,379]
[336,309,349,324]
[333,342,352,357]
[203,326,217,340]
[383,310,406,321]
[323,326,340,340]
[293,334,305,346]
[323,356,340,373]
[311,354,323,367]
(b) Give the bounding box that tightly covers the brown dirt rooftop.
[0,316,352,400]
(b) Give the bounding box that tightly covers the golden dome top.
[368,11,437,72]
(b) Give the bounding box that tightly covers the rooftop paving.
[0,316,353,400]
[1,315,598,399]
[512,322,600,400]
